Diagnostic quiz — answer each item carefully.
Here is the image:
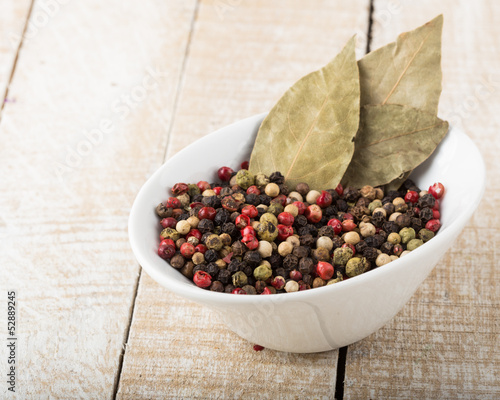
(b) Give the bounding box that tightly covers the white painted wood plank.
[0,1,197,398]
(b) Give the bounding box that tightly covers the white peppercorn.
[306,190,321,204]
[278,241,294,257]
[375,253,392,267]
[257,241,273,258]
[265,183,280,197]
[176,220,191,235]
[284,204,299,217]
[316,236,333,251]
[284,280,299,293]
[343,231,361,245]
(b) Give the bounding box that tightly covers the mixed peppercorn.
[156,163,445,295]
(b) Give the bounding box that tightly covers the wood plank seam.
[0,0,34,120]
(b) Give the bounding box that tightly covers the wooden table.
[1,1,499,398]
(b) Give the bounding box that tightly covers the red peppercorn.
[327,218,342,235]
[172,183,189,195]
[190,202,204,209]
[242,205,258,218]
[404,190,419,204]
[235,214,251,229]
[342,213,354,221]
[246,185,260,195]
[342,243,356,255]
[186,229,202,241]
[293,201,306,215]
[277,212,294,226]
[160,217,177,229]
[160,238,175,247]
[241,226,256,237]
[428,182,445,199]
[271,276,286,290]
[432,209,440,219]
[180,242,195,258]
[342,219,357,232]
[213,186,222,195]
[194,244,207,254]
[165,197,181,209]
[425,219,441,232]
[240,161,249,170]
[277,224,293,241]
[242,234,259,250]
[260,287,272,295]
[198,206,216,220]
[221,195,240,212]
[335,183,344,197]
[305,204,322,223]
[197,181,211,192]
[290,270,302,281]
[193,271,212,288]
[231,288,246,294]
[222,252,233,263]
[316,261,334,280]
[316,190,332,208]
[158,241,176,259]
[433,199,440,211]
[217,166,234,182]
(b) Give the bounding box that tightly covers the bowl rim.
[128,113,486,304]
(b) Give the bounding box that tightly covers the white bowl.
[129,113,485,353]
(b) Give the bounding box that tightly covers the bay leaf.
[341,104,449,188]
[358,15,443,114]
[249,36,360,190]
[384,170,412,192]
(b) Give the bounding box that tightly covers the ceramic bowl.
[128,113,485,353]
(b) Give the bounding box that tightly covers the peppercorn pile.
[156,163,445,294]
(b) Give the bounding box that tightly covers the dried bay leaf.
[341,104,449,188]
[358,15,443,114]
[384,170,412,191]
[249,36,360,190]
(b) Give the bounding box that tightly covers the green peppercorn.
[206,234,223,251]
[255,173,269,188]
[407,238,424,251]
[418,228,435,242]
[260,212,278,225]
[368,200,383,214]
[326,271,343,285]
[256,221,278,242]
[333,247,353,265]
[267,202,284,215]
[160,227,180,241]
[253,264,272,281]
[399,227,416,244]
[188,183,201,197]
[346,257,370,277]
[235,170,254,189]
[232,271,248,287]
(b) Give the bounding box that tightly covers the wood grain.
[0,0,197,398]
[0,0,32,104]
[344,1,500,398]
[117,1,370,398]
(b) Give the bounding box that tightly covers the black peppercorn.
[344,187,360,202]
[355,240,368,254]
[356,197,371,208]
[419,207,434,222]
[210,281,224,292]
[192,194,204,203]
[297,227,309,237]
[220,187,233,196]
[269,171,285,184]
[371,211,386,227]
[279,184,289,195]
[293,215,308,229]
[299,234,315,247]
[221,222,239,239]
[193,264,207,274]
[224,284,235,293]
[380,242,393,254]
[227,260,240,274]
[293,246,310,258]
[382,202,395,215]
[268,253,282,268]
[258,194,272,206]
[283,254,299,270]
[275,267,286,277]
[363,247,379,264]
[243,251,262,267]
[206,262,219,279]
[336,199,348,212]
[242,264,253,277]
[218,269,231,284]
[302,273,313,285]
[418,193,436,209]
[324,205,338,217]
[214,209,231,226]
[255,280,267,293]
[382,221,399,234]
[331,236,344,250]
[298,257,314,275]
[198,219,214,234]
[317,225,335,239]
[245,193,260,205]
[411,217,423,232]
[204,249,218,263]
